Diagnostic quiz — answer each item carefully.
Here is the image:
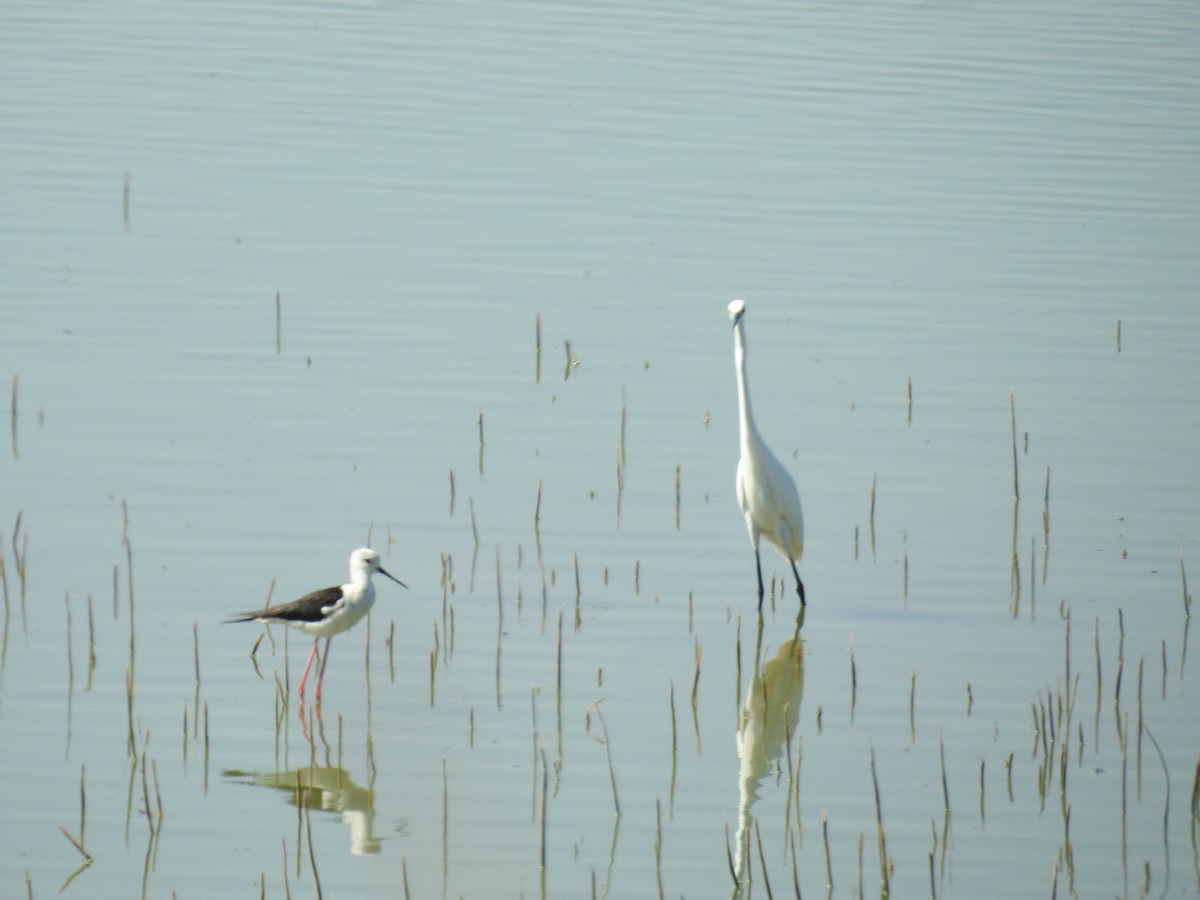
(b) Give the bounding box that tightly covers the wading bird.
[728,299,806,608]
[226,547,406,700]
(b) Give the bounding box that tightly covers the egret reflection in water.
[224,765,382,856]
[733,623,805,894]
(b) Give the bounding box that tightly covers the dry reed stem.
[1009,392,1019,500]
[304,802,323,900]
[940,731,950,812]
[654,798,665,900]
[821,810,832,889]
[674,463,681,531]
[441,758,450,888]
[477,411,484,474]
[869,746,891,895]
[534,314,542,384]
[753,818,774,900]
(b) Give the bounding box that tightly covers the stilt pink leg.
[314,637,333,700]
[297,638,320,699]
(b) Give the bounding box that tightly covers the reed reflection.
[732,617,804,896]
[225,765,382,856]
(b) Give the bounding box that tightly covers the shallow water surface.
[3,0,1199,897]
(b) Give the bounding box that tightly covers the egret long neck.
[733,320,760,447]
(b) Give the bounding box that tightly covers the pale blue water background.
[3,0,1198,897]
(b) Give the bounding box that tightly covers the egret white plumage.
[728,299,806,608]
[226,547,406,700]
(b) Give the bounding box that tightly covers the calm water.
[3,0,1198,897]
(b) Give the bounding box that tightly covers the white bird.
[226,548,406,700]
[728,299,806,609]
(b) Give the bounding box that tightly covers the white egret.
[226,547,406,700]
[728,299,806,608]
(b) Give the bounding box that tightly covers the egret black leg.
[755,550,766,609]
[790,561,806,607]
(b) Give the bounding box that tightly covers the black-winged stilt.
[226,547,406,700]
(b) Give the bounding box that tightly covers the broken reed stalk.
[586,702,621,818]
[58,825,91,863]
[1138,727,1175,856]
